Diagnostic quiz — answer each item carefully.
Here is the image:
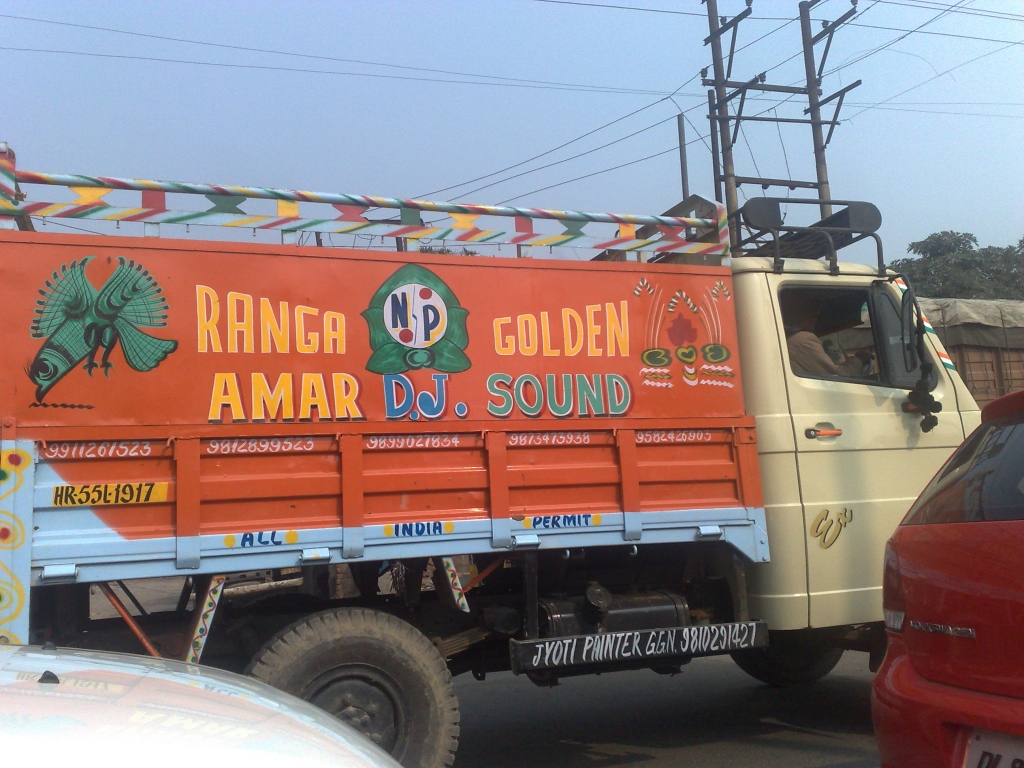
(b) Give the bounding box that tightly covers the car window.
[904,416,1024,524]
[779,287,880,384]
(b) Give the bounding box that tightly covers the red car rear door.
[893,418,1024,700]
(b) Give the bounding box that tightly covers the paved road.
[93,580,878,766]
[455,651,878,768]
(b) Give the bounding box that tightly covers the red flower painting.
[667,315,698,346]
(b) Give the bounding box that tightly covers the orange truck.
[0,144,977,767]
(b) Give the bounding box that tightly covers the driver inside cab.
[781,292,874,378]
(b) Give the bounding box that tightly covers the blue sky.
[2,0,1022,263]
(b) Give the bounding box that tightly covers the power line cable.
[821,0,971,78]
[544,0,1024,27]
[0,46,673,95]
[421,9,803,200]
[528,0,790,19]
[528,0,811,22]
[497,144,679,204]
[496,123,718,204]
[874,0,1024,22]
[844,34,1024,120]
[852,100,1024,105]
[847,20,1024,46]
[0,12,662,96]
[852,105,1024,117]
[773,108,793,183]
[419,97,671,197]
[734,18,799,56]
[451,115,678,198]
[419,70,706,198]
[529,0,707,18]
[738,124,767,197]
[684,113,713,156]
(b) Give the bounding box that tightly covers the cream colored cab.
[733,258,980,631]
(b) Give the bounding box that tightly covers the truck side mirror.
[900,286,919,372]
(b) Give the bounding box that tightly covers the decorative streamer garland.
[1,149,732,258]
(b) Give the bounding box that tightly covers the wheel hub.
[309,670,403,753]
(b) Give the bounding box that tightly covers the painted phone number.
[43,441,155,460]
[508,432,591,446]
[206,437,317,455]
[636,430,713,444]
[365,435,464,450]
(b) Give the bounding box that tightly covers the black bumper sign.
[510,621,768,674]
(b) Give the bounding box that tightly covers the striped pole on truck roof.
[14,169,719,230]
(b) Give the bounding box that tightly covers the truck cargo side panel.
[0,233,767,584]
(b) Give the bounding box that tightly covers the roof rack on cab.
[734,197,884,278]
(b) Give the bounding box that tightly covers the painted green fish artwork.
[28,256,178,401]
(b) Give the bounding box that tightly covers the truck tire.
[730,630,844,687]
[246,607,459,768]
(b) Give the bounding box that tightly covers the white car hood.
[0,645,400,768]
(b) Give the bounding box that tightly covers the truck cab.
[727,197,979,679]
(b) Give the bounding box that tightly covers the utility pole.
[702,0,860,247]
[704,0,743,256]
[707,90,723,204]
[800,0,831,219]
[676,114,690,201]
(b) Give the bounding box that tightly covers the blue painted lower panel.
[29,506,770,586]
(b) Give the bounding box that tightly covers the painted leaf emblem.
[363,264,470,374]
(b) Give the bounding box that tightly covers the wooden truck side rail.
[13,420,765,581]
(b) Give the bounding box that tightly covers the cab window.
[779,285,926,389]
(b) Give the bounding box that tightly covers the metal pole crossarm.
[813,2,859,78]
[703,4,752,45]
[710,115,840,126]
[734,176,819,190]
[11,169,713,229]
[725,73,766,103]
[810,80,862,112]
[702,79,809,95]
[812,3,858,45]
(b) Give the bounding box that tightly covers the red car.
[873,389,1024,768]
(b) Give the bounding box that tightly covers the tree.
[888,231,1024,299]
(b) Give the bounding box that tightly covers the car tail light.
[882,540,906,632]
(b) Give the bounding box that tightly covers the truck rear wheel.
[730,630,844,687]
[246,607,459,768]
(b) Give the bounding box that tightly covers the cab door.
[770,275,967,628]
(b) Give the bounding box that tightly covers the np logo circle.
[385,283,448,349]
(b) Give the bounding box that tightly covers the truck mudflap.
[509,620,768,674]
